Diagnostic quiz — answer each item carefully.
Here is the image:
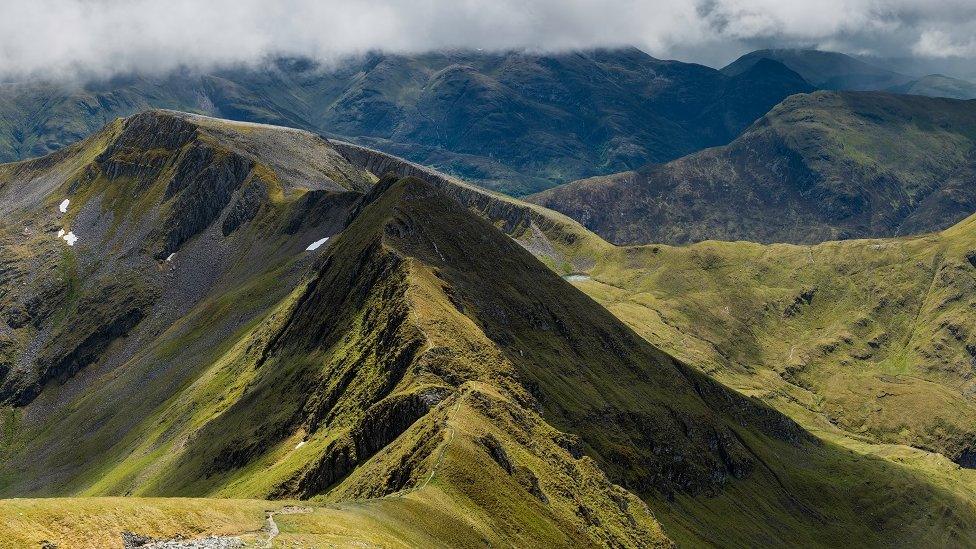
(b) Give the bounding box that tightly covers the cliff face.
[0,110,370,408]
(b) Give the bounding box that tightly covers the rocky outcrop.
[220,178,268,236]
[156,143,253,258]
[281,389,448,499]
[16,279,157,406]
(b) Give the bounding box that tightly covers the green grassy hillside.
[344,139,976,476]
[570,224,976,465]
[531,90,976,245]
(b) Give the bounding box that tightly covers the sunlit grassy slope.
[563,215,976,468]
[334,143,974,545]
[347,144,976,465]
[0,498,270,548]
[7,175,976,547]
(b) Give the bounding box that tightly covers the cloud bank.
[2,0,975,79]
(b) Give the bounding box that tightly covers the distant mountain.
[889,73,976,99]
[865,55,976,85]
[529,91,976,245]
[723,48,913,90]
[0,49,813,195]
[3,111,975,546]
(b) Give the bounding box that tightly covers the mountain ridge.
[3,111,976,546]
[340,138,976,473]
[722,48,913,90]
[0,48,813,195]
[529,90,976,245]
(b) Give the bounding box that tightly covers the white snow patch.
[62,231,78,246]
[295,440,307,450]
[166,253,176,262]
[57,228,65,238]
[58,199,70,213]
[305,236,329,251]
[563,274,591,282]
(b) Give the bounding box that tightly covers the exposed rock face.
[33,299,149,400]
[0,109,373,409]
[157,143,254,258]
[221,178,268,236]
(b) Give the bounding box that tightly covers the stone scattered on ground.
[121,531,244,549]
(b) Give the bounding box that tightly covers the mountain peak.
[722,48,911,90]
[530,90,976,245]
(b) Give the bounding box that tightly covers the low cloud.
[1,0,974,79]
[913,29,976,58]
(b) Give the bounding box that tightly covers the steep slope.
[284,149,973,544]
[723,49,913,90]
[3,115,976,546]
[0,108,370,437]
[0,49,812,194]
[530,91,976,245]
[889,74,976,100]
[341,144,976,523]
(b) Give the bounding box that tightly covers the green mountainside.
[305,138,976,474]
[530,91,976,245]
[0,49,813,195]
[334,142,976,542]
[570,218,976,468]
[2,112,975,547]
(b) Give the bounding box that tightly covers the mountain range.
[1,110,975,546]
[531,90,976,245]
[3,38,976,548]
[723,48,976,99]
[0,48,814,196]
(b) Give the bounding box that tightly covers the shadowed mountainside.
[0,49,813,195]
[724,48,976,100]
[722,49,913,91]
[530,91,976,245]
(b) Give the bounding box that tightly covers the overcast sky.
[2,0,975,80]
